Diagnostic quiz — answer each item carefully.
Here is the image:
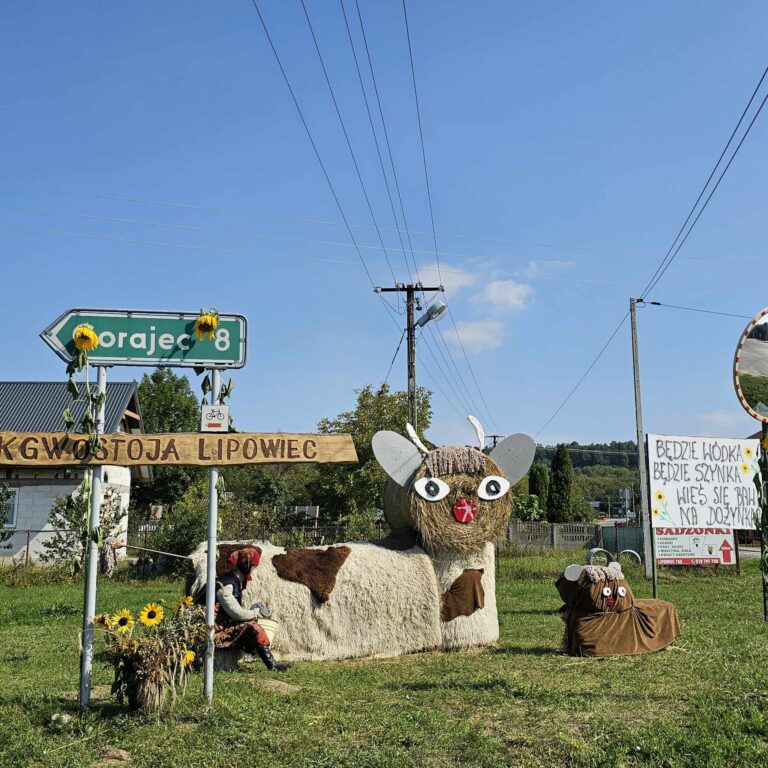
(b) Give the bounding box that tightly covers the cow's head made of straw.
[372,418,535,554]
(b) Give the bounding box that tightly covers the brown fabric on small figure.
[556,564,680,657]
[272,546,351,603]
[441,569,485,621]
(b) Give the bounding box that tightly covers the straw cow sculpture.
[190,419,535,661]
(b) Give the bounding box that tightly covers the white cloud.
[694,410,755,438]
[481,279,534,312]
[444,319,504,354]
[416,262,476,294]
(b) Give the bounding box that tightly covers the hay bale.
[383,448,512,555]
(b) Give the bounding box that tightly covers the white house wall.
[1,465,131,564]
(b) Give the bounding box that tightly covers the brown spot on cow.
[272,546,351,604]
[441,568,485,621]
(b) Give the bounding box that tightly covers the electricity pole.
[375,283,444,430]
[630,297,657,596]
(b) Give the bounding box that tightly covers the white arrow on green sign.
[41,308,247,368]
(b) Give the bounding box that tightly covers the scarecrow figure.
[210,546,291,672]
[555,563,680,657]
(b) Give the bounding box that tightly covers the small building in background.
[0,381,150,563]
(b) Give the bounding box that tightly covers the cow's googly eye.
[602,586,612,597]
[413,477,451,501]
[477,475,510,501]
[617,586,627,597]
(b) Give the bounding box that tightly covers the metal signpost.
[40,308,247,708]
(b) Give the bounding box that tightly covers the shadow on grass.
[490,645,559,656]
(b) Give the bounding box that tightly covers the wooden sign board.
[0,432,357,467]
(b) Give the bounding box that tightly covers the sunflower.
[740,462,751,475]
[182,650,196,667]
[94,612,112,630]
[654,489,665,503]
[72,324,99,352]
[173,595,193,613]
[139,603,164,627]
[652,507,660,517]
[194,310,219,341]
[744,446,755,460]
[112,609,134,634]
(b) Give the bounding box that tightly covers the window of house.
[1,489,18,528]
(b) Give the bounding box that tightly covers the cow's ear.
[489,433,535,485]
[372,431,424,488]
[563,564,584,582]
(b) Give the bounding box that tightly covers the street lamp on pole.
[375,284,445,430]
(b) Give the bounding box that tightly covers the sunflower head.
[94,612,112,630]
[740,462,751,475]
[182,650,196,667]
[194,310,219,341]
[139,603,164,627]
[72,324,99,353]
[744,446,755,460]
[112,609,134,634]
[173,595,193,614]
[654,490,665,503]
[652,507,660,517]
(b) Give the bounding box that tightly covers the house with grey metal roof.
[0,381,148,564]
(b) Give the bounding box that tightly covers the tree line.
[116,370,637,564]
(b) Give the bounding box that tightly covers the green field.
[1,552,767,768]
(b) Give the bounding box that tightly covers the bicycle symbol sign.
[200,404,230,433]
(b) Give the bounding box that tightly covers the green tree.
[528,463,549,512]
[131,369,203,514]
[312,384,432,518]
[548,444,574,522]
[40,484,125,570]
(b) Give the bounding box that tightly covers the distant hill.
[534,441,639,513]
[535,441,638,470]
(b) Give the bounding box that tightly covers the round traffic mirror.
[734,307,768,422]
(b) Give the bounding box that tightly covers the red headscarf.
[226,546,261,581]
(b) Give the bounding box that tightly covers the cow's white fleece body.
[190,539,498,661]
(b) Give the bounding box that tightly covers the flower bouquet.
[97,596,208,712]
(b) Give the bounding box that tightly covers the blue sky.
[1,1,767,447]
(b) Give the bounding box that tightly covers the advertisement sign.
[655,526,736,566]
[647,434,759,529]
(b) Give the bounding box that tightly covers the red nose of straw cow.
[453,498,478,523]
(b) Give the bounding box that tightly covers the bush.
[40,481,125,571]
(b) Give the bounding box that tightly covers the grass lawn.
[1,551,767,768]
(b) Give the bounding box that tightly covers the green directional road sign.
[41,309,248,368]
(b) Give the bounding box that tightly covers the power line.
[3,225,760,296]
[298,0,401,298]
[247,0,402,318]
[400,1,499,431]
[534,311,630,438]
[339,0,413,283]
[7,203,768,279]
[352,0,494,429]
[383,329,406,385]
[419,329,477,415]
[401,0,441,285]
[640,65,768,298]
[353,0,420,277]
[11,181,768,267]
[536,63,768,437]
[645,301,751,320]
